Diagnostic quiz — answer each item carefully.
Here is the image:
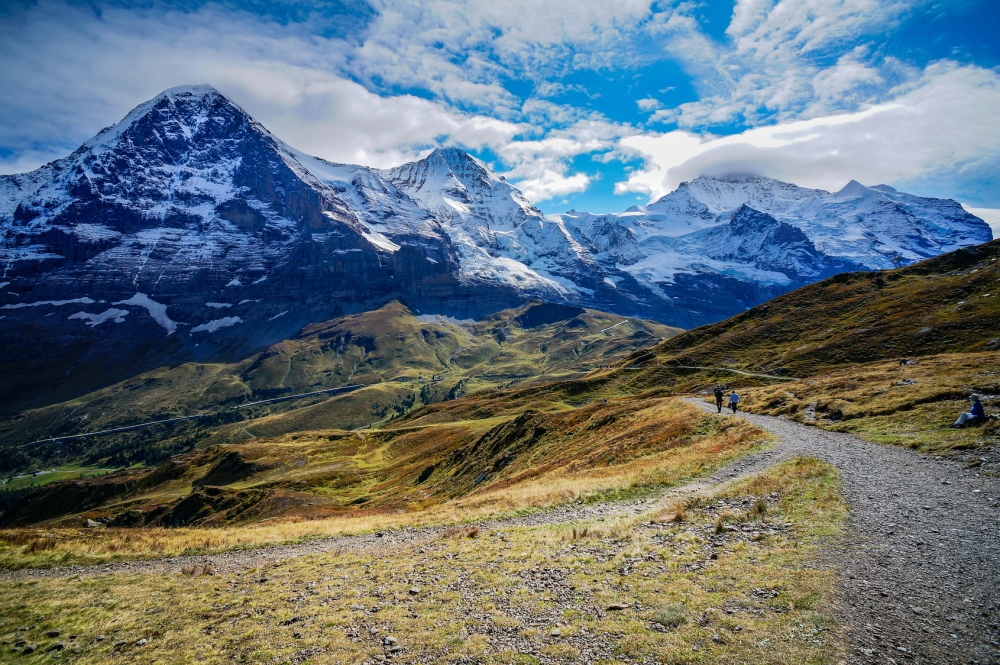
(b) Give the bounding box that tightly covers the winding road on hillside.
[3,403,999,664]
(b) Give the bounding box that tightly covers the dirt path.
[3,404,998,664]
[688,398,1000,665]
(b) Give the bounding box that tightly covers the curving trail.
[3,401,998,664]
[688,398,1000,665]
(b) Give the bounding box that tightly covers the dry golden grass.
[0,456,845,664]
[730,352,1000,453]
[0,398,769,568]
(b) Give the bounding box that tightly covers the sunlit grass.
[0,457,845,664]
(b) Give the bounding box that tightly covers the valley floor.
[1,407,998,663]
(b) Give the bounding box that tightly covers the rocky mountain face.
[0,86,992,411]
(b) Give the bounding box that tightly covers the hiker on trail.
[714,386,725,413]
[950,394,985,428]
[729,390,740,414]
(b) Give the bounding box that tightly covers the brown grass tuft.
[441,526,480,540]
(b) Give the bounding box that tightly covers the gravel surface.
[688,399,1000,665]
[4,403,998,664]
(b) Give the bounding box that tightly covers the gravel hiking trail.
[688,398,1000,665]
[3,404,998,664]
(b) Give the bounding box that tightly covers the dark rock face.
[701,205,859,280]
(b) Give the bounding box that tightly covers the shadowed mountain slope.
[0,301,679,468]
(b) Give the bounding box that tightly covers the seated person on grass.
[950,394,985,428]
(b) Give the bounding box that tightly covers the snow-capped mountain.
[381,148,604,299]
[557,174,991,319]
[0,85,992,410]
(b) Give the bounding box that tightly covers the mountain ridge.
[0,85,991,411]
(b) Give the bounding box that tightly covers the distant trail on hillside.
[19,384,365,448]
[686,398,1000,665]
[663,365,799,380]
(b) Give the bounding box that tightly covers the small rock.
[292,632,301,639]
[408,587,420,595]
[96,635,105,642]
[83,519,101,528]
[22,645,36,654]
[136,638,147,646]
[47,642,65,652]
[550,628,561,637]
[384,636,397,646]
[45,630,60,638]
[387,646,403,654]
[607,603,627,611]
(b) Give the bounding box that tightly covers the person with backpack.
[949,395,985,428]
[729,390,741,414]
[714,386,724,413]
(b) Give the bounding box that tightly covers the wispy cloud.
[0,1,526,172]
[617,62,1000,206]
[0,0,996,209]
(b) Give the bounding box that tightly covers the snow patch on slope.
[192,316,243,333]
[2,297,95,309]
[114,293,176,334]
[69,308,129,326]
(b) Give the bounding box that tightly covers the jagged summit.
[81,84,249,154]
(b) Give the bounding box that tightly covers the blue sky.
[1,0,999,220]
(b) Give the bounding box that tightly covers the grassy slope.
[628,238,1000,378]
[0,301,679,460]
[0,457,845,665]
[0,397,769,562]
[734,352,1000,454]
[592,240,1000,453]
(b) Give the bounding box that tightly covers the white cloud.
[500,117,633,202]
[617,63,1000,204]
[353,0,659,110]
[0,1,525,173]
[659,0,931,128]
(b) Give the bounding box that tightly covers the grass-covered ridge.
[627,238,1000,378]
[0,300,680,471]
[0,397,770,565]
[0,457,846,664]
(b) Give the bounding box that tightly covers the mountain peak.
[83,84,251,154]
[833,179,877,200]
[426,147,492,178]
